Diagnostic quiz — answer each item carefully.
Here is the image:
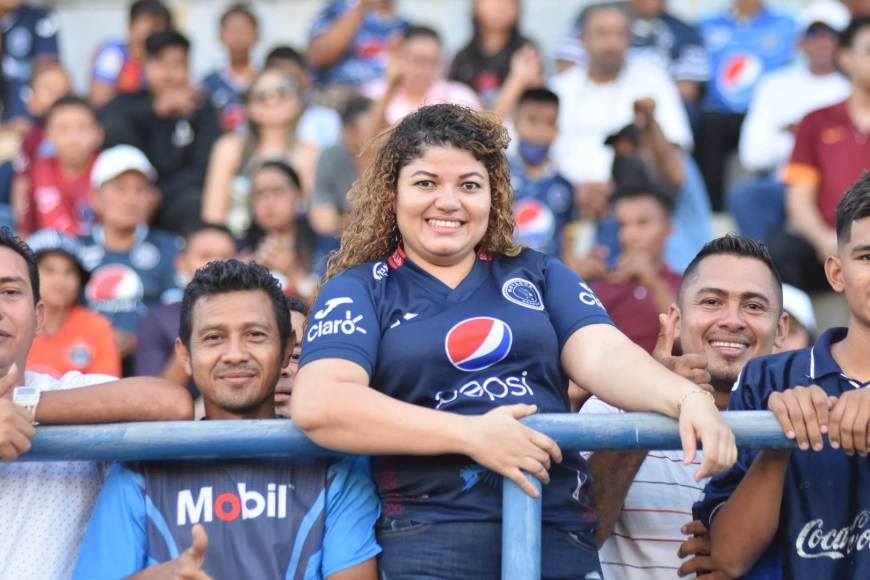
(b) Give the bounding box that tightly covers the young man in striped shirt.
[580,235,789,578]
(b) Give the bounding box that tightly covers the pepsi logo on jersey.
[435,317,535,410]
[307,296,368,341]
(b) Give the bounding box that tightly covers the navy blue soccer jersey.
[79,225,182,334]
[300,246,613,534]
[694,328,870,579]
[510,156,575,258]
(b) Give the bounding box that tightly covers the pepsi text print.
[434,371,536,410]
[796,511,870,560]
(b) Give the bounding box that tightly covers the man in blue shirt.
[74,260,380,579]
[696,173,870,579]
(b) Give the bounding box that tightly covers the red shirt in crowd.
[20,155,97,236]
[26,305,121,378]
[592,267,682,354]
[783,100,870,228]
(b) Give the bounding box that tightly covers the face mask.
[518,140,550,166]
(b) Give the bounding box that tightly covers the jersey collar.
[92,224,149,248]
[808,327,849,381]
[387,243,491,302]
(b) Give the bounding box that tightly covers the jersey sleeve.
[32,11,60,58]
[72,464,148,579]
[693,361,767,528]
[309,1,345,40]
[322,457,381,577]
[542,257,613,349]
[299,271,381,377]
[782,112,821,187]
[91,42,125,84]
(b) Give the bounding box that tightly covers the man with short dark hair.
[699,173,870,579]
[275,295,309,418]
[74,260,380,579]
[583,234,788,579]
[99,28,221,234]
[0,227,192,579]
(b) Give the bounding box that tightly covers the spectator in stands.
[89,0,172,108]
[100,29,221,234]
[778,283,817,352]
[769,17,870,294]
[0,227,192,579]
[79,145,180,366]
[291,103,735,578]
[448,0,531,108]
[275,295,308,418]
[134,223,236,390]
[554,0,709,114]
[263,44,342,149]
[698,175,870,579]
[845,0,870,17]
[589,185,680,354]
[16,61,72,173]
[238,160,317,300]
[15,96,103,236]
[584,235,788,579]
[25,229,120,378]
[695,0,798,210]
[509,87,574,258]
[0,0,59,130]
[549,3,692,196]
[201,67,319,235]
[730,0,851,241]
[73,260,380,579]
[202,3,259,133]
[307,0,407,89]
[310,95,374,274]
[369,25,481,128]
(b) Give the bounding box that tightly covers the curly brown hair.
[323,103,520,283]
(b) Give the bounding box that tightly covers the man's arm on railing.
[36,377,193,424]
[709,450,791,578]
[586,451,648,548]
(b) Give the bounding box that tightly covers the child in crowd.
[25,229,121,378]
[509,87,574,257]
[79,145,181,366]
[15,96,103,236]
[239,160,317,300]
[17,61,73,170]
[202,3,259,133]
[135,222,237,390]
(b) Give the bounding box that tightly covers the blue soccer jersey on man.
[73,457,380,580]
[694,328,870,579]
[301,246,613,536]
[698,7,797,113]
[510,157,575,258]
[79,225,181,334]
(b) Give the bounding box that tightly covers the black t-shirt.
[448,32,530,107]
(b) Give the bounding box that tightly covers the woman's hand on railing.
[678,393,737,480]
[461,404,562,497]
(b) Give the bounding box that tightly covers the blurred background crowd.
[0,0,862,383]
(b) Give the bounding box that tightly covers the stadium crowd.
[1,0,870,578]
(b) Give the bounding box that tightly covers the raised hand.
[652,313,711,387]
[463,404,562,497]
[0,364,36,461]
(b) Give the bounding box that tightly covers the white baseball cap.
[801,0,851,34]
[91,144,157,188]
[782,283,817,333]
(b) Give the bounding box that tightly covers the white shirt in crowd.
[0,371,115,580]
[549,60,693,184]
[580,396,708,580]
[739,64,851,173]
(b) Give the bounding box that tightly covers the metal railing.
[24,411,793,579]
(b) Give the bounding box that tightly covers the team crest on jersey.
[68,344,93,368]
[372,261,389,281]
[501,278,544,311]
[445,317,512,372]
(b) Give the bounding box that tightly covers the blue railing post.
[502,475,541,580]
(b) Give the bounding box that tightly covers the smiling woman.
[291,104,737,579]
